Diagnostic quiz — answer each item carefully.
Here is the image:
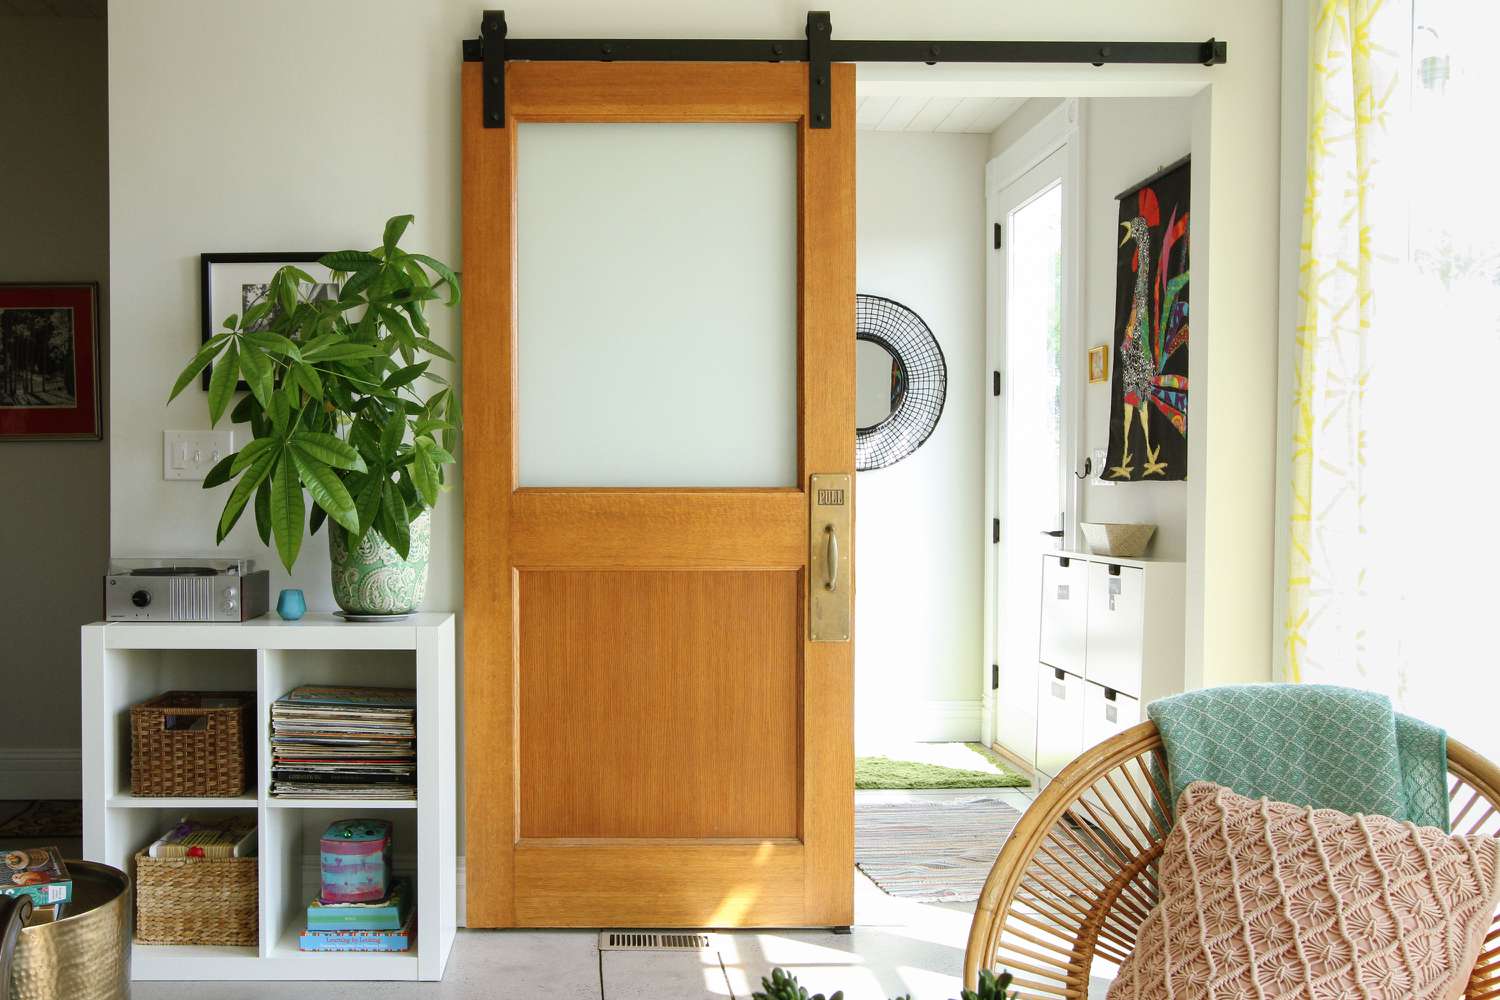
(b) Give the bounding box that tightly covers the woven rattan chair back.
[963,721,1500,999]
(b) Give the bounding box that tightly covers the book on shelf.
[299,910,415,952]
[271,685,416,799]
[1,847,72,907]
[307,877,411,931]
[147,816,257,859]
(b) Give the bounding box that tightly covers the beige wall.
[855,131,990,749]
[108,1,1282,845]
[0,15,109,795]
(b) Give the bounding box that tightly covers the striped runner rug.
[855,797,1023,902]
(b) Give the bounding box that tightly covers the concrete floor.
[133,787,1042,1000]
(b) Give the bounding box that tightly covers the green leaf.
[382,214,415,257]
[269,453,305,572]
[413,417,453,437]
[408,253,462,306]
[353,474,384,545]
[237,341,273,409]
[168,336,228,403]
[222,314,240,331]
[273,270,298,318]
[289,449,359,533]
[309,502,328,536]
[382,362,428,391]
[414,336,455,363]
[290,431,367,471]
[304,342,386,363]
[206,342,240,426]
[202,451,236,489]
[291,361,323,400]
[281,265,317,286]
[338,265,383,304]
[243,331,300,357]
[320,250,381,272]
[216,449,275,543]
[378,481,410,559]
[410,440,439,508]
[241,300,273,331]
[379,410,405,458]
[253,475,272,546]
[268,387,291,435]
[230,392,261,424]
[230,436,279,475]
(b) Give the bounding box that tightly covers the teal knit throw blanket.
[1147,684,1449,832]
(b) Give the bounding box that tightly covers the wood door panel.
[463,59,855,928]
[518,569,801,839]
[512,489,804,568]
[507,61,806,122]
[513,841,805,927]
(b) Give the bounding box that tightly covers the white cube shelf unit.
[81,613,456,982]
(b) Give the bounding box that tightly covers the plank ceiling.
[856,95,1025,133]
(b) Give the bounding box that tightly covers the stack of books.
[270,685,417,800]
[1,846,72,917]
[299,876,414,952]
[147,816,257,858]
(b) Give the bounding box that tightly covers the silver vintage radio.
[105,558,270,622]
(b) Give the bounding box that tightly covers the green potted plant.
[752,967,1017,1000]
[168,215,459,616]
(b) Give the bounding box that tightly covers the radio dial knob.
[224,598,237,612]
[225,586,237,598]
[131,590,152,608]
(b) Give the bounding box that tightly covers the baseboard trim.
[911,700,983,742]
[0,749,81,799]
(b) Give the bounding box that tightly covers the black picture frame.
[199,251,334,390]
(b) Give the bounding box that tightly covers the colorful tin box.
[318,819,392,903]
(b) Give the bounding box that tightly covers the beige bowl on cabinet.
[1079,522,1156,558]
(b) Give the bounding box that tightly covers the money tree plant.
[167,215,460,572]
[752,966,1017,1000]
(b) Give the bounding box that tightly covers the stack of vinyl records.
[270,686,416,800]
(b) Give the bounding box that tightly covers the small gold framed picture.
[1087,345,1109,384]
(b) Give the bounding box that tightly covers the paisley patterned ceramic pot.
[329,510,431,615]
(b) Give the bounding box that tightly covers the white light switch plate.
[164,430,234,481]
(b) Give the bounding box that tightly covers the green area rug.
[855,742,1029,790]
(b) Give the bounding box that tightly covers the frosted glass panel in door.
[516,123,798,487]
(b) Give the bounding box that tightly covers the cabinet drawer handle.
[1054,667,1066,681]
[1108,563,1122,577]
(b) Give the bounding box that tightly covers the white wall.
[1078,98,1194,561]
[855,131,989,749]
[0,14,108,797]
[108,1,1284,857]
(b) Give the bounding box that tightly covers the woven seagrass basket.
[134,851,258,947]
[130,691,253,797]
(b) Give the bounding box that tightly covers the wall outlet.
[164,430,233,481]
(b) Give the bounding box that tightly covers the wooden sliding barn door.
[462,60,855,928]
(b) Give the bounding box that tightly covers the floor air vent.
[599,931,716,952]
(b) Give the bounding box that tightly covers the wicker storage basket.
[134,851,258,946]
[130,691,254,797]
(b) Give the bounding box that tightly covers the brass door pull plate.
[809,474,851,642]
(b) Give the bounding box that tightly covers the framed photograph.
[0,283,101,440]
[1088,344,1109,384]
[200,252,338,388]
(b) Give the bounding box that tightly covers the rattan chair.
[963,720,1500,999]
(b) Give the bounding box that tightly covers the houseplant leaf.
[320,250,380,272]
[253,475,273,546]
[378,481,410,559]
[382,214,414,256]
[168,335,229,403]
[289,448,359,533]
[410,439,440,509]
[217,448,277,543]
[290,431,366,471]
[237,342,274,409]
[206,342,240,426]
[269,453,305,572]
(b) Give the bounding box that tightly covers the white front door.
[988,144,1078,763]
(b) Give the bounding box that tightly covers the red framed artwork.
[0,283,101,440]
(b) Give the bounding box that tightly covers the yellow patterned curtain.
[1285,0,1405,684]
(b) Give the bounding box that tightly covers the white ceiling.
[856,95,1025,134]
[0,0,103,16]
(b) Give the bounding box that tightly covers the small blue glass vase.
[276,588,306,621]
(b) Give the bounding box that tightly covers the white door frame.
[980,98,1085,752]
